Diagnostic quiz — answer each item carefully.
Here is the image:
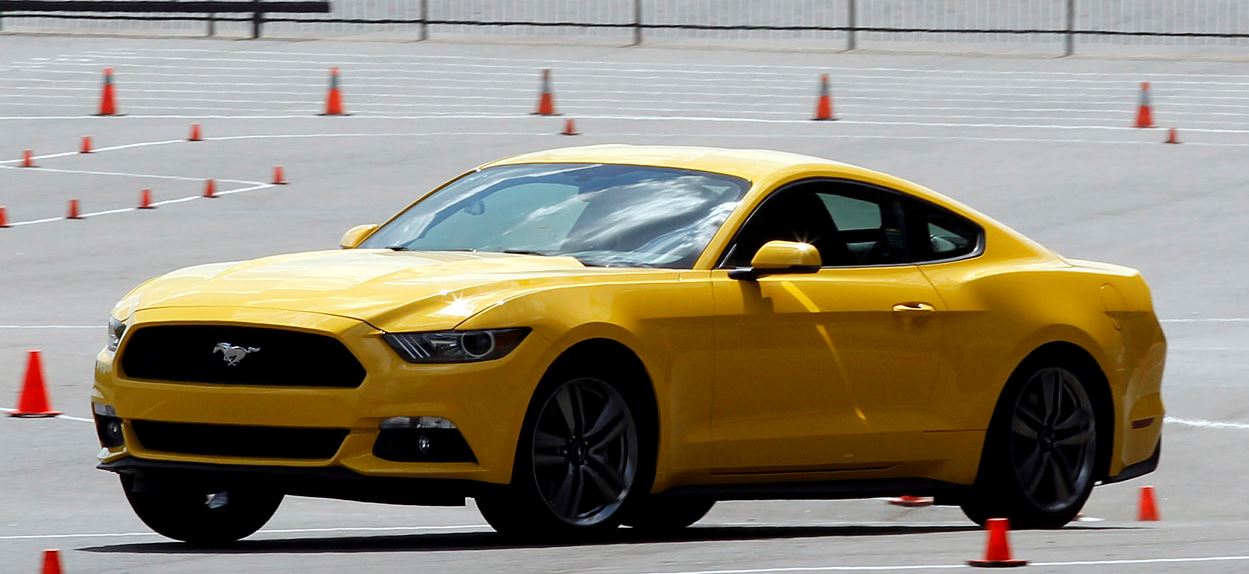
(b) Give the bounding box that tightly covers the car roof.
[481,144,856,182]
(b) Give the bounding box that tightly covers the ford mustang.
[93,145,1165,543]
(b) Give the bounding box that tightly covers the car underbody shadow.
[78,522,1132,555]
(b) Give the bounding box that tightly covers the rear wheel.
[962,363,1099,529]
[477,373,646,537]
[121,474,283,544]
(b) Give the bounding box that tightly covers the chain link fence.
[2,1,1247,53]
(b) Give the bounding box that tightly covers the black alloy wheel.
[962,362,1100,529]
[121,474,283,544]
[531,377,639,526]
[1010,367,1097,512]
[477,374,645,536]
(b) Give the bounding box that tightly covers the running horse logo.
[213,342,260,367]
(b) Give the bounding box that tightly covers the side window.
[722,181,908,268]
[904,199,982,262]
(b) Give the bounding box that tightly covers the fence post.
[419,0,428,41]
[632,0,643,46]
[846,0,857,51]
[1064,0,1075,56]
[207,12,216,37]
[252,0,263,39]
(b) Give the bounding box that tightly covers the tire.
[961,361,1100,529]
[121,474,283,544]
[623,497,714,532]
[477,371,649,538]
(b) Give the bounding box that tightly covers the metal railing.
[2,1,1247,54]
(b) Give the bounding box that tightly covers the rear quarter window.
[905,200,983,262]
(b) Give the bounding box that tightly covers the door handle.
[892,302,936,316]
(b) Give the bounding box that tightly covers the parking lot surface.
[2,35,1248,573]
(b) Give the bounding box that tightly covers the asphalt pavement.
[2,35,1248,573]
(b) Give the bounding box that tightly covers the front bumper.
[99,457,502,505]
[93,306,550,485]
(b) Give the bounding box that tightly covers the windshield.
[360,163,751,268]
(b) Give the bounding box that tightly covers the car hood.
[126,249,615,332]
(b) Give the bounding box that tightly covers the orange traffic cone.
[80,136,93,154]
[322,68,345,116]
[272,166,287,185]
[1138,486,1160,521]
[98,68,118,116]
[813,73,836,121]
[203,179,217,198]
[138,188,154,209]
[968,518,1027,567]
[9,350,61,417]
[887,495,934,508]
[21,149,35,168]
[41,549,63,574]
[534,69,557,116]
[66,199,82,220]
[1134,82,1155,128]
[561,118,579,136]
[1165,128,1180,144]
[0,206,8,228]
[188,123,202,142]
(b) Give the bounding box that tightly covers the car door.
[708,179,944,474]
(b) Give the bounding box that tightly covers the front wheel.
[962,364,1099,529]
[121,474,283,544]
[623,497,714,532]
[477,374,645,537]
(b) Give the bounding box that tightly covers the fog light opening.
[92,403,125,449]
[379,416,457,430]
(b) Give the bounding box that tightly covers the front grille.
[132,420,348,459]
[120,325,366,387]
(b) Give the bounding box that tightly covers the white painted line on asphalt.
[0,407,90,422]
[18,67,1249,100]
[0,524,492,541]
[0,163,266,185]
[1160,318,1249,323]
[642,565,967,573]
[58,414,94,423]
[0,325,98,329]
[1165,417,1249,430]
[3,183,276,227]
[639,555,1249,573]
[0,113,1219,133]
[63,48,1249,81]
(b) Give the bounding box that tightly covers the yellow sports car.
[94,145,1165,542]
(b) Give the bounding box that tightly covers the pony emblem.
[213,342,260,367]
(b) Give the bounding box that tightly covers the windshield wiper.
[501,249,556,256]
[385,245,409,251]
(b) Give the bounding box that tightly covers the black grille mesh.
[120,325,365,387]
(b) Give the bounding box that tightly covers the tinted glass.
[905,199,983,262]
[361,164,750,269]
[723,181,908,268]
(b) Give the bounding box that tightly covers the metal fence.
[2,1,1248,53]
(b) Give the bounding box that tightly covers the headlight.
[107,316,127,352]
[383,328,529,363]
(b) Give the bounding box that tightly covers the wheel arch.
[988,341,1115,483]
[520,337,661,490]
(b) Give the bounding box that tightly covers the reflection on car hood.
[131,249,609,331]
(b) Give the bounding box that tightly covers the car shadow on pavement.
[78,523,1133,555]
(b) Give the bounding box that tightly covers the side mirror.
[339,224,379,249]
[728,240,821,280]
